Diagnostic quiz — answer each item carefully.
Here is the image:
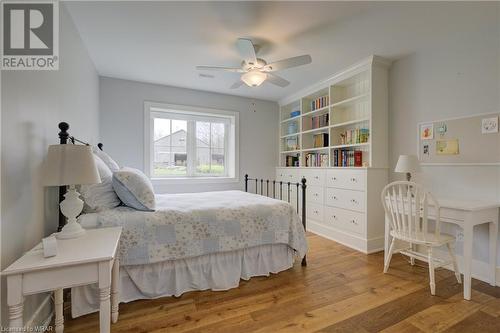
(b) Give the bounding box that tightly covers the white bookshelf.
[278,55,389,169]
[276,55,391,254]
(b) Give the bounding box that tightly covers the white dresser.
[277,167,387,253]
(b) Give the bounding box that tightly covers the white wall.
[0,5,99,326]
[99,77,279,193]
[388,6,500,272]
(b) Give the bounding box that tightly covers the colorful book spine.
[332,149,363,167]
[310,95,329,111]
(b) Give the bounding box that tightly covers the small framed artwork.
[420,123,434,140]
[436,139,459,155]
[481,116,498,134]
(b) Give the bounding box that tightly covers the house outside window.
[144,102,239,183]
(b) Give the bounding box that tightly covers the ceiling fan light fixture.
[241,70,267,87]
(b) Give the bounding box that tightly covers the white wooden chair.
[381,181,461,295]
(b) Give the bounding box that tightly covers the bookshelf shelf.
[331,93,369,108]
[330,118,370,128]
[280,150,301,154]
[280,116,301,124]
[302,105,330,117]
[330,142,370,149]
[280,132,300,139]
[302,126,329,135]
[302,147,329,152]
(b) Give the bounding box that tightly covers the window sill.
[151,176,239,185]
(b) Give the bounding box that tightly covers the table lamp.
[395,154,421,181]
[44,144,101,239]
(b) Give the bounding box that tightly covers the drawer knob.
[314,210,319,214]
[333,215,337,220]
[350,178,357,182]
[333,196,337,200]
[314,193,318,197]
[314,176,319,179]
[351,219,357,225]
[351,199,358,204]
[333,177,337,180]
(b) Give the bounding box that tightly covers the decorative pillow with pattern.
[92,146,120,172]
[80,154,121,213]
[112,167,155,211]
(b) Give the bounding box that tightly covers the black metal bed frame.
[244,174,307,266]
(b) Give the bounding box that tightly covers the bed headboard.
[57,122,103,231]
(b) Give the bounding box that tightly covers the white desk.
[2,227,122,332]
[384,198,499,300]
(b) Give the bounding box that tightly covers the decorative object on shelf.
[394,154,421,181]
[436,139,459,155]
[437,123,447,136]
[285,137,299,150]
[420,123,434,140]
[44,144,101,239]
[287,121,298,135]
[285,154,300,167]
[290,110,300,118]
[481,116,498,134]
[311,95,329,111]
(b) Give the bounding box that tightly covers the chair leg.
[427,247,436,295]
[384,238,396,273]
[447,243,462,284]
[410,243,415,266]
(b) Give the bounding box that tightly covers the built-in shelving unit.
[276,56,391,253]
[278,56,388,169]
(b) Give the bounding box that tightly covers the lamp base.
[56,185,86,240]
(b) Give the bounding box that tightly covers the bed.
[55,122,308,318]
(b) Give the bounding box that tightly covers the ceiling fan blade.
[236,38,258,66]
[266,73,290,87]
[196,66,243,73]
[263,55,312,72]
[230,80,244,89]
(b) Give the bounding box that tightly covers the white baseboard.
[308,220,384,254]
[25,293,53,332]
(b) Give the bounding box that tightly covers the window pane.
[195,147,211,174]
[196,122,210,147]
[153,118,187,177]
[211,123,225,148]
[211,148,225,175]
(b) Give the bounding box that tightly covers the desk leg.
[54,288,64,333]
[463,219,474,300]
[384,214,390,267]
[99,261,112,333]
[111,258,120,323]
[490,218,498,286]
[7,275,24,330]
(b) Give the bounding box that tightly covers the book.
[313,133,329,148]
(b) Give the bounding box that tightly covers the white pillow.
[112,167,155,211]
[80,155,121,213]
[92,146,120,172]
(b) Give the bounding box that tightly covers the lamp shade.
[44,145,101,186]
[394,154,421,173]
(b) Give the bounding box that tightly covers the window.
[145,102,238,181]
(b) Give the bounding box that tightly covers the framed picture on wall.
[420,123,434,140]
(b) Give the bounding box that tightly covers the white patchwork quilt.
[90,190,307,265]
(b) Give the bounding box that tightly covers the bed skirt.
[71,244,295,318]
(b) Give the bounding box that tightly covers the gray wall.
[99,77,279,193]
[388,5,500,272]
[0,5,99,326]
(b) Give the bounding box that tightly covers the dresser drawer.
[307,202,324,223]
[299,169,326,187]
[325,188,366,212]
[276,168,299,183]
[324,206,364,235]
[307,185,324,204]
[326,169,366,191]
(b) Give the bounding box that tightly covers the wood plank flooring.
[63,233,500,333]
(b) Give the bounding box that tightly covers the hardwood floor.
[63,233,500,333]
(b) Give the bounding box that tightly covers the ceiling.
[65,1,495,102]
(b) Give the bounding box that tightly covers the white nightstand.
[2,227,122,333]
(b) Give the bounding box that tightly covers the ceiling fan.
[196,38,312,89]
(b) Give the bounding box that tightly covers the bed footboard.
[244,174,307,266]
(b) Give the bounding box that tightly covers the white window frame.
[144,101,239,184]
